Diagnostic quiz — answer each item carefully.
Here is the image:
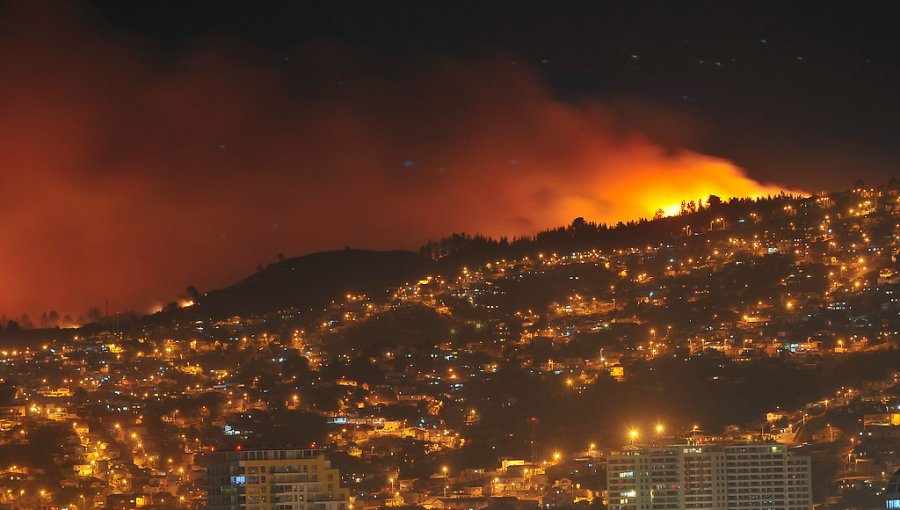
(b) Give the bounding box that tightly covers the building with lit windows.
[606,442,811,510]
[886,468,900,509]
[200,448,351,510]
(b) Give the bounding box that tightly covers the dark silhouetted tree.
[5,320,21,334]
[87,307,102,323]
[185,285,201,303]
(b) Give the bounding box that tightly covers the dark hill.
[190,249,434,318]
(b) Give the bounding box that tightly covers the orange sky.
[0,3,802,320]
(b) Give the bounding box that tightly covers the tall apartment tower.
[200,448,351,510]
[886,468,900,509]
[607,442,812,510]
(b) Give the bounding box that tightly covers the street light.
[629,429,638,445]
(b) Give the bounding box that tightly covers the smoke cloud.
[0,2,800,317]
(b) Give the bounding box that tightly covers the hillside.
[180,249,435,318]
[146,185,898,323]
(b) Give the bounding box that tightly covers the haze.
[0,3,800,319]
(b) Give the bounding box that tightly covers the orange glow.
[0,3,805,317]
[542,148,805,226]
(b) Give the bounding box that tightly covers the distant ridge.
[136,182,900,323]
[189,249,434,318]
[10,182,896,333]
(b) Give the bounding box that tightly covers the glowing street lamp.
[629,429,638,445]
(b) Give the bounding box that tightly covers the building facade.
[200,448,351,510]
[607,443,811,510]
[886,468,900,509]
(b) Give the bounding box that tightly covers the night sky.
[1,0,897,318]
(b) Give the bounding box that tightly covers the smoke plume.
[0,2,800,317]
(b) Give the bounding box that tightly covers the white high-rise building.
[200,448,350,510]
[607,442,811,510]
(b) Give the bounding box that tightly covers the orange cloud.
[0,2,802,318]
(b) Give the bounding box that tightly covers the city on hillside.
[0,183,897,509]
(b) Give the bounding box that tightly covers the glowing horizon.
[0,3,808,318]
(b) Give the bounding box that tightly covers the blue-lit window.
[886,499,900,509]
